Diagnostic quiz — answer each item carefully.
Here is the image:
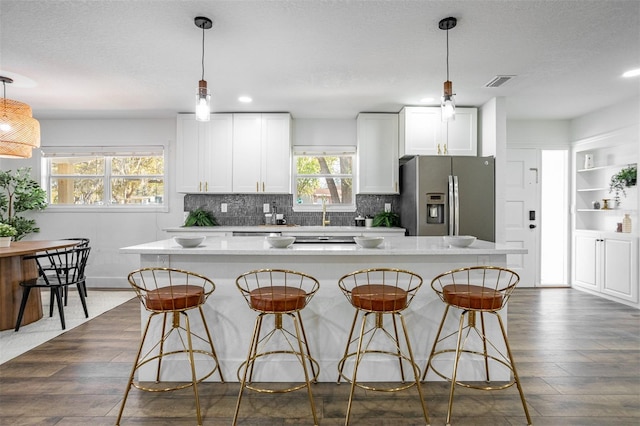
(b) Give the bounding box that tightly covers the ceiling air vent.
[484,75,515,88]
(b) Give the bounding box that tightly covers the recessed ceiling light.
[238,96,252,103]
[622,68,640,78]
[419,97,435,103]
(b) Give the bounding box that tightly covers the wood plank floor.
[1,288,638,425]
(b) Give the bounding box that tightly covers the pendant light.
[439,17,457,122]
[0,76,40,159]
[194,16,213,122]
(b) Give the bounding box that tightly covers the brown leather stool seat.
[145,285,205,311]
[351,284,408,311]
[423,266,532,426]
[337,268,429,426]
[249,286,307,312]
[442,284,503,310]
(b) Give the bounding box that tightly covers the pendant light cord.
[446,28,450,81]
[201,25,206,81]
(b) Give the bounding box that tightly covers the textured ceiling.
[1,0,639,120]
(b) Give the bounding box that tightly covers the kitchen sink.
[292,236,356,244]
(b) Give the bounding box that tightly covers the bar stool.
[233,269,320,425]
[116,267,224,426]
[337,268,429,426]
[422,266,531,426]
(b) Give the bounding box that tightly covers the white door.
[505,148,539,287]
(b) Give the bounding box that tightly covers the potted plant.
[0,222,17,247]
[372,211,400,228]
[609,164,637,207]
[184,207,219,227]
[0,168,48,240]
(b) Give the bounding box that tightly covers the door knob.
[529,224,536,229]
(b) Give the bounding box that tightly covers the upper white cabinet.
[357,113,399,194]
[398,106,477,157]
[232,113,292,193]
[176,114,233,193]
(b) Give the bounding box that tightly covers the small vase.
[0,236,11,247]
[622,214,632,233]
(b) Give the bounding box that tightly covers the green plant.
[609,164,637,205]
[372,211,400,228]
[184,208,218,227]
[0,168,48,240]
[0,222,17,238]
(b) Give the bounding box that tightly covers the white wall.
[293,118,356,147]
[1,118,181,289]
[570,96,640,141]
[507,120,571,147]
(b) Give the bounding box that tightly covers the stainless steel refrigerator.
[399,156,495,241]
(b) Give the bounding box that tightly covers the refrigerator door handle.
[453,175,460,235]
[448,175,454,235]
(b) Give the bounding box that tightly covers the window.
[293,148,355,211]
[41,146,166,210]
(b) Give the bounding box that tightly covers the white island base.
[121,236,526,383]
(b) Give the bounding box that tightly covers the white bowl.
[443,235,476,248]
[266,235,296,248]
[354,236,384,248]
[174,236,205,248]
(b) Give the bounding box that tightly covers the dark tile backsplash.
[184,194,400,227]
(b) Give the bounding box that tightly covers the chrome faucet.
[321,197,330,227]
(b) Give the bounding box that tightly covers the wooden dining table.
[0,240,80,331]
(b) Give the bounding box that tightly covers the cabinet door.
[357,113,399,194]
[176,114,204,193]
[201,114,233,192]
[262,114,291,193]
[232,114,263,192]
[444,107,477,156]
[399,107,442,157]
[602,237,638,303]
[573,232,599,291]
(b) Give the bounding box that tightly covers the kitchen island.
[121,236,525,383]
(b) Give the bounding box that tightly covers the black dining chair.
[42,238,91,303]
[14,246,91,331]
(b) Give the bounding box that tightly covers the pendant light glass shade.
[196,79,210,122]
[194,17,212,122]
[0,77,40,159]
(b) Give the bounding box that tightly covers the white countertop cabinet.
[164,226,406,238]
[176,114,233,193]
[357,113,399,194]
[399,106,477,157]
[232,113,292,193]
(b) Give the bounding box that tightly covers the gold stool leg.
[496,313,532,425]
[479,311,491,382]
[116,312,155,425]
[422,304,450,381]
[292,313,319,425]
[155,312,169,382]
[390,313,406,382]
[233,314,264,425]
[345,311,370,426]
[446,311,467,426]
[337,309,360,384]
[398,313,430,425]
[182,312,204,426]
[296,311,318,382]
[197,305,225,382]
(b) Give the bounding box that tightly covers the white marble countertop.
[121,236,526,256]
[164,225,406,234]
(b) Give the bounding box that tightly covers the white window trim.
[40,145,168,213]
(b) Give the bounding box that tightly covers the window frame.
[291,146,357,213]
[40,145,168,212]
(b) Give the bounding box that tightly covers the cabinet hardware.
[256,182,259,192]
[205,182,208,192]
[199,182,202,192]
[262,182,265,192]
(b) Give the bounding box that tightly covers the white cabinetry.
[176,114,233,193]
[571,127,638,307]
[357,113,398,194]
[232,113,291,193]
[398,106,477,157]
[573,231,638,305]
